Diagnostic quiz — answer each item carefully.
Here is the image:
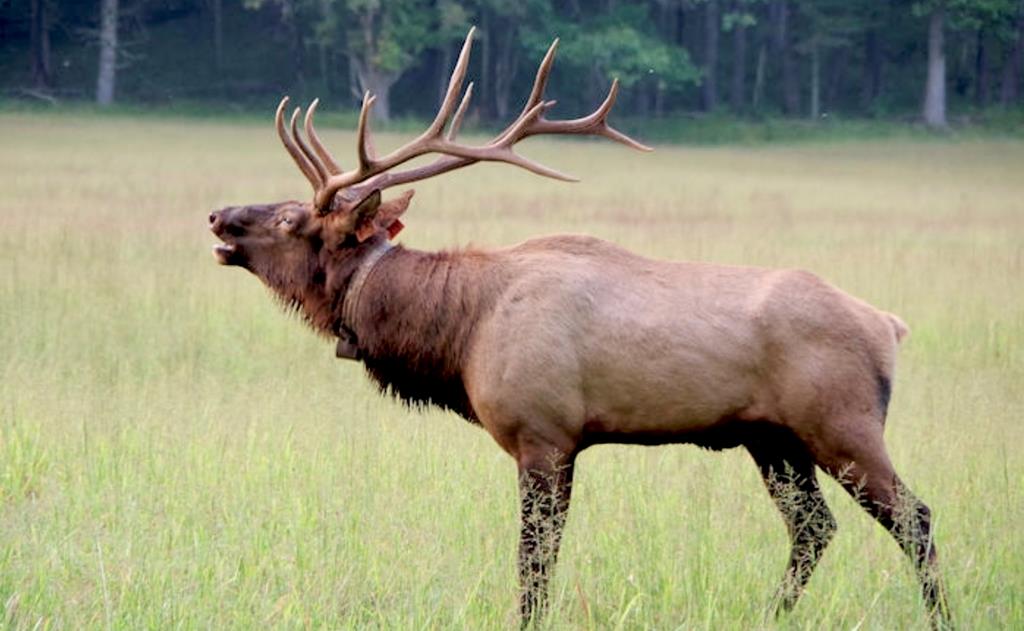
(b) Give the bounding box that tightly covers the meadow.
[1,110,1022,629]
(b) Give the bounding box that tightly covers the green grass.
[1,111,1022,629]
[4,98,1023,146]
[634,108,1024,144]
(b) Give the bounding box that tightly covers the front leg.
[518,450,575,627]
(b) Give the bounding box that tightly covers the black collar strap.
[336,240,394,360]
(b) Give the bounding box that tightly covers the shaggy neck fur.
[355,244,505,420]
[277,235,505,421]
[261,235,384,338]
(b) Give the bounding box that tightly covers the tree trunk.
[318,39,331,98]
[30,0,52,89]
[210,0,224,74]
[861,27,882,111]
[480,11,492,119]
[493,26,519,121]
[348,56,360,101]
[96,0,119,106]
[675,2,686,47]
[350,9,394,122]
[659,0,677,51]
[731,18,747,113]
[1001,1,1024,105]
[974,29,991,107]
[283,0,305,91]
[809,40,820,120]
[355,63,396,122]
[702,0,720,111]
[752,42,767,111]
[825,46,849,112]
[636,81,650,118]
[923,6,947,128]
[772,1,799,115]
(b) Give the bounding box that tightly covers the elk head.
[209,27,650,316]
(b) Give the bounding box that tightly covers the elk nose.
[209,210,224,233]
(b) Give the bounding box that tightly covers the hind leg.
[747,433,837,614]
[813,426,952,629]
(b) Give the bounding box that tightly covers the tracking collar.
[335,240,395,360]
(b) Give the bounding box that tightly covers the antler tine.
[522,39,559,118]
[586,80,650,149]
[584,80,654,151]
[290,107,327,186]
[426,26,476,138]
[355,91,378,173]
[600,124,654,152]
[490,100,577,181]
[498,101,555,151]
[304,99,343,175]
[343,97,572,207]
[274,97,323,192]
[447,82,473,141]
[526,79,653,152]
[494,38,559,145]
[314,92,376,214]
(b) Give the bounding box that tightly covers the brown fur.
[210,201,951,629]
[353,245,506,419]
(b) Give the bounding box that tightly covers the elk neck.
[269,235,394,342]
[343,241,506,421]
[334,239,396,359]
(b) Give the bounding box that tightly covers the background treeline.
[2,0,1023,129]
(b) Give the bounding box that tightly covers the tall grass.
[4,99,1023,145]
[1,111,1022,629]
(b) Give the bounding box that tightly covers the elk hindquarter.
[464,234,896,458]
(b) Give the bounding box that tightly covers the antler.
[275,27,651,215]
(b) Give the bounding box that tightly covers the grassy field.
[1,111,1022,629]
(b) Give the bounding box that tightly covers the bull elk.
[209,28,951,629]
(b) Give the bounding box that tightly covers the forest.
[2,1,1024,130]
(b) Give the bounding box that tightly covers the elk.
[209,28,951,629]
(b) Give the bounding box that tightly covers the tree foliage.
[0,0,1021,123]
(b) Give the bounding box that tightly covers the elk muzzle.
[209,207,246,267]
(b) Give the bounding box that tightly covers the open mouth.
[212,242,237,265]
[210,228,246,266]
[209,210,248,267]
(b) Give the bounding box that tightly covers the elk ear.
[353,189,414,242]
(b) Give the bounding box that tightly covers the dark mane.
[348,245,506,421]
[263,236,378,339]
